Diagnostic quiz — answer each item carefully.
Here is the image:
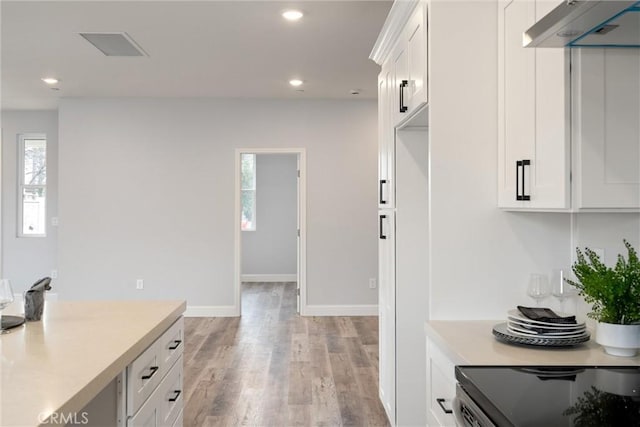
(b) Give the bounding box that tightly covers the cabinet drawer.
[128,318,184,416]
[128,355,183,427]
[426,341,456,427]
[128,340,162,416]
[157,318,184,379]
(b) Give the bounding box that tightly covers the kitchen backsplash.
[567,212,640,325]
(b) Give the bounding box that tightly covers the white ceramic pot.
[595,322,640,357]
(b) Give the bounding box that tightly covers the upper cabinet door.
[498,0,536,209]
[572,48,640,210]
[406,2,428,113]
[498,0,570,210]
[379,64,395,209]
[393,42,409,127]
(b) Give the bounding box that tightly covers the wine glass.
[527,273,550,306]
[0,279,15,331]
[551,269,578,312]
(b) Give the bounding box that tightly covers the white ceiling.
[1,0,391,110]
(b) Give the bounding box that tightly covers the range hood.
[524,1,640,48]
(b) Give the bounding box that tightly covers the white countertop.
[1,300,186,427]
[426,320,640,366]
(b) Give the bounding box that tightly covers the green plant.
[566,240,640,325]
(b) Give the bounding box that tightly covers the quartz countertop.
[1,300,186,426]
[426,320,640,366]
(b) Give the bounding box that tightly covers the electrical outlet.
[369,278,377,289]
[51,270,58,279]
[136,279,144,290]
[51,217,59,226]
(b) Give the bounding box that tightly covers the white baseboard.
[241,274,297,283]
[185,305,237,317]
[303,304,378,316]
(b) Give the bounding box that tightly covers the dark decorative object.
[24,277,52,322]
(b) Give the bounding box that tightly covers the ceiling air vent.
[79,32,147,57]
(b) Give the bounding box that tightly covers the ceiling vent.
[79,32,147,57]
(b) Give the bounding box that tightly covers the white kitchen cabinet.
[378,210,396,423]
[378,62,395,210]
[498,0,570,210]
[498,0,640,211]
[372,2,430,425]
[571,48,640,210]
[390,1,428,127]
[425,337,456,427]
[127,317,184,426]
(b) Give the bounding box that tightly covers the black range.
[454,366,640,427]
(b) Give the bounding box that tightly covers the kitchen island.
[1,300,185,426]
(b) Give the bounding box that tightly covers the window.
[241,153,256,231]
[18,134,47,237]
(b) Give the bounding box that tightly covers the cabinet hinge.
[297,170,300,178]
[297,229,300,237]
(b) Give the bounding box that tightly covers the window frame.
[17,133,47,238]
[240,153,257,231]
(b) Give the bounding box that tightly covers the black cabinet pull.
[436,398,453,414]
[379,180,387,205]
[379,215,387,240]
[168,339,182,350]
[168,390,182,402]
[516,160,523,201]
[399,80,408,113]
[516,160,531,201]
[141,366,159,380]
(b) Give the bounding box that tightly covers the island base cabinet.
[79,317,185,427]
[426,338,456,427]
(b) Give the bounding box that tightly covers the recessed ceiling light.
[289,79,303,87]
[42,78,59,85]
[282,10,303,21]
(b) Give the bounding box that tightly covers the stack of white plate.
[507,309,588,340]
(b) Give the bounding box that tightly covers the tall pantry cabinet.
[371,1,429,426]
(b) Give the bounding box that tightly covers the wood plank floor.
[184,282,390,426]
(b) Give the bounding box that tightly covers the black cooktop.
[456,366,640,427]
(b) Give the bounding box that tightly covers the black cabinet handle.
[379,180,387,205]
[168,390,182,402]
[516,160,531,201]
[399,80,408,113]
[141,366,159,380]
[168,339,182,350]
[516,160,523,200]
[379,215,387,240]
[436,398,453,414]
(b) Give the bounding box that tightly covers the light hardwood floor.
[183,282,390,426]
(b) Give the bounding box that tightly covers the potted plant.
[566,240,640,357]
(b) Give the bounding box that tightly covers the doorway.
[234,148,306,316]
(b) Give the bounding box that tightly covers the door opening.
[234,148,306,316]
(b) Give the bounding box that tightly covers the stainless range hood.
[524,1,640,48]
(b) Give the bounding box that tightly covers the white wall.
[57,98,378,311]
[1,110,58,292]
[427,0,572,320]
[241,154,297,277]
